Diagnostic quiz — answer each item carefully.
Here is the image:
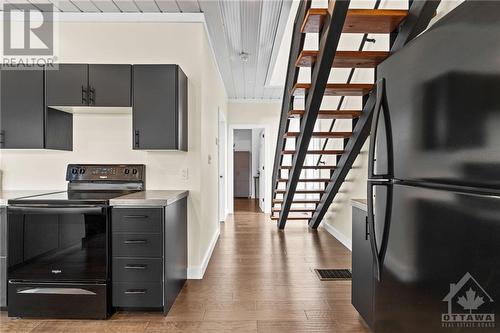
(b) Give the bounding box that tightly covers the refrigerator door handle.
[368,78,394,180]
[367,180,393,282]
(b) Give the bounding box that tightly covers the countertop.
[0,190,63,206]
[351,198,367,211]
[109,190,189,206]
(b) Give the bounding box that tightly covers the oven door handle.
[8,206,104,215]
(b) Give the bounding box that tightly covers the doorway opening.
[229,126,267,214]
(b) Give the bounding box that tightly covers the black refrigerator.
[368,2,500,332]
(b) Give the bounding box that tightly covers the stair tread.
[301,8,408,34]
[285,131,352,138]
[277,178,331,182]
[270,216,311,220]
[291,83,374,96]
[275,189,324,194]
[280,165,336,170]
[289,109,362,119]
[283,149,345,155]
[273,199,320,204]
[296,50,390,68]
[272,208,317,212]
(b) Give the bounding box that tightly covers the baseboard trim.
[187,227,220,279]
[321,222,352,251]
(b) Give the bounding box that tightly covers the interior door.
[372,182,500,333]
[234,151,250,198]
[46,64,88,107]
[89,65,131,107]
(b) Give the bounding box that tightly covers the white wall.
[233,129,252,151]
[227,101,281,214]
[0,21,227,278]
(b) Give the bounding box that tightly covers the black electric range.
[7,164,145,319]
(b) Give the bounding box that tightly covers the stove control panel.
[66,164,146,182]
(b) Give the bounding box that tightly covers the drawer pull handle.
[125,289,147,295]
[123,215,149,219]
[125,264,147,270]
[124,240,147,245]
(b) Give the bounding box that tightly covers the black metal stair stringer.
[309,90,377,229]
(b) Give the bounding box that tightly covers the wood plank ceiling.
[0,0,292,100]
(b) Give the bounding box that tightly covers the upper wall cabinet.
[0,66,72,150]
[46,64,88,107]
[89,65,131,107]
[132,65,187,151]
[46,64,131,108]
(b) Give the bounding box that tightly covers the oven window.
[8,210,108,282]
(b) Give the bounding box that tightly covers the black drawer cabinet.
[112,258,163,282]
[111,199,187,314]
[46,64,131,107]
[112,208,162,233]
[351,206,374,328]
[112,282,163,308]
[132,65,188,151]
[0,65,72,150]
[112,233,162,257]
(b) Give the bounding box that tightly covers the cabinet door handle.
[124,240,147,245]
[134,130,140,148]
[123,215,148,219]
[125,264,147,270]
[81,85,87,105]
[124,289,147,295]
[89,86,95,106]
[0,130,5,148]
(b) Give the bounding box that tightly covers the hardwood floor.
[0,199,368,332]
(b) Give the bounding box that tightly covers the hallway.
[0,205,368,333]
[163,204,368,332]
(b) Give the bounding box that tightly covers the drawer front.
[112,208,162,233]
[113,282,162,308]
[112,233,162,257]
[112,258,162,282]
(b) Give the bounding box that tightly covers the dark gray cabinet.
[352,206,373,328]
[46,64,88,107]
[0,66,72,150]
[132,65,187,151]
[47,64,131,107]
[1,206,6,308]
[88,65,131,107]
[111,198,187,313]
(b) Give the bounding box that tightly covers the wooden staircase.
[271,0,440,228]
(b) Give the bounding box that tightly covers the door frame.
[218,110,227,222]
[228,124,271,214]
